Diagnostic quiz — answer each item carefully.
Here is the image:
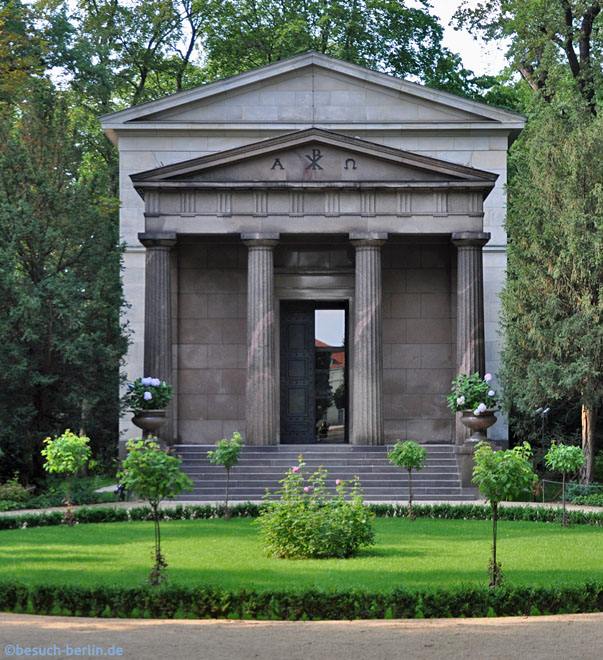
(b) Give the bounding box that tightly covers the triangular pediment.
[131,129,497,187]
[102,52,524,130]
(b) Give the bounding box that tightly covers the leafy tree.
[207,432,242,516]
[0,0,46,104]
[387,440,427,519]
[118,439,193,585]
[0,84,128,481]
[199,0,493,98]
[454,1,603,114]
[500,107,603,482]
[41,429,92,523]
[473,442,537,587]
[545,442,585,526]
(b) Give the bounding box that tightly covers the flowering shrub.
[126,377,173,410]
[258,458,375,559]
[447,372,498,415]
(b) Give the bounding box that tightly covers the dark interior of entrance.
[280,301,348,444]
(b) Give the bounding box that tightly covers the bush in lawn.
[41,430,91,524]
[545,443,585,526]
[258,457,375,559]
[472,442,538,587]
[387,441,427,519]
[0,475,29,503]
[207,431,242,517]
[118,439,193,585]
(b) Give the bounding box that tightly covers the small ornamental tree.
[41,430,91,524]
[545,442,585,527]
[387,441,427,519]
[207,431,243,517]
[472,442,537,588]
[118,439,193,585]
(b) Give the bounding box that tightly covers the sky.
[429,0,509,76]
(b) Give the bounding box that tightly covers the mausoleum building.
[101,52,524,459]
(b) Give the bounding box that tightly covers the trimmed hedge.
[0,581,602,620]
[2,502,603,530]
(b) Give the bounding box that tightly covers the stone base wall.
[382,240,454,443]
[176,238,247,443]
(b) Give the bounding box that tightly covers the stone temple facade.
[101,52,525,455]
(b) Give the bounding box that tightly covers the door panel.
[280,302,315,443]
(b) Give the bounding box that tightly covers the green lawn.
[1,518,601,592]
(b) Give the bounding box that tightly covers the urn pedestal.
[132,409,166,439]
[459,409,497,442]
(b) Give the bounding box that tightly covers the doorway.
[280,301,348,444]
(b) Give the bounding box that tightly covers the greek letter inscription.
[344,158,357,170]
[271,158,284,170]
[305,148,323,170]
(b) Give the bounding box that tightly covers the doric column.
[451,231,490,378]
[350,232,387,445]
[243,233,279,445]
[139,232,177,440]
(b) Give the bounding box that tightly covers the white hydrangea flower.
[457,395,465,406]
[488,389,496,397]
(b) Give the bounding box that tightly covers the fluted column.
[452,231,490,378]
[350,232,387,445]
[139,232,177,440]
[243,233,279,445]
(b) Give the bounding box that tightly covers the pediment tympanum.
[131,128,497,190]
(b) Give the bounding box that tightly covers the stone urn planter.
[132,409,166,438]
[460,409,497,442]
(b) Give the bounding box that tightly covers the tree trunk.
[408,468,414,520]
[225,468,231,519]
[580,405,597,483]
[562,472,567,527]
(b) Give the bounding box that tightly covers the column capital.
[350,232,388,248]
[138,232,177,249]
[451,231,490,248]
[242,232,279,248]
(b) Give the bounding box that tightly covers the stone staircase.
[175,444,470,502]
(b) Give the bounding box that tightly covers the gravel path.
[0,612,601,659]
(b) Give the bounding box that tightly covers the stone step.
[174,443,467,502]
[184,487,462,496]
[176,495,468,502]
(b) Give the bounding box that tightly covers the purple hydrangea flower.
[141,377,153,387]
[151,378,161,387]
[484,373,493,383]
[143,391,153,401]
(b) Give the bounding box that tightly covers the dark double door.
[280,301,347,444]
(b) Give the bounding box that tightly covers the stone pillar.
[350,232,387,445]
[451,231,490,380]
[452,231,490,484]
[243,233,279,445]
[138,232,177,441]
